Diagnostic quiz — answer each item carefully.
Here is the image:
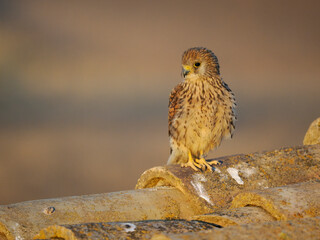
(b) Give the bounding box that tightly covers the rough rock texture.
[304,117,320,145]
[0,188,194,240]
[136,145,320,212]
[34,220,217,240]
[0,144,319,239]
[152,217,320,240]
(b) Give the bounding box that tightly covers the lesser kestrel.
[168,47,236,171]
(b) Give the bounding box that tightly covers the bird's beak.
[182,65,191,78]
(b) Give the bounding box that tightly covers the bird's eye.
[194,62,201,67]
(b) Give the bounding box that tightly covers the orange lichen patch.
[303,205,320,217]
[293,212,304,218]
[0,223,14,240]
[307,167,320,180]
[280,200,290,206]
[278,232,290,240]
[257,167,269,179]
[287,158,295,164]
[34,225,77,240]
[162,196,181,220]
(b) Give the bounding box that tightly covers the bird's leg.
[195,150,220,172]
[181,151,201,171]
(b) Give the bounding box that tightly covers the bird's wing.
[168,82,184,137]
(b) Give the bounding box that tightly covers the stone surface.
[0,188,193,240]
[304,117,320,145]
[231,181,320,220]
[34,220,217,240]
[0,145,319,239]
[155,217,320,240]
[136,145,320,212]
[189,206,274,226]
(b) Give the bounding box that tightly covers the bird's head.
[181,47,220,81]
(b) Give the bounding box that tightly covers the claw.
[181,161,200,171]
[194,150,221,172]
[181,150,221,172]
[207,159,221,165]
[181,151,201,171]
[196,158,213,172]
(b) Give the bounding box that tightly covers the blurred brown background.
[0,1,319,204]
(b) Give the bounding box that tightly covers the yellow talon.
[194,150,221,171]
[195,158,213,172]
[181,151,201,171]
[181,150,220,172]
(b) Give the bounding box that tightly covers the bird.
[167,47,236,171]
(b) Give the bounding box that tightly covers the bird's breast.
[172,80,234,154]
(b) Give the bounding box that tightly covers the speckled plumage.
[167,47,236,171]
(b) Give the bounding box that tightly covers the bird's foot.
[195,158,213,172]
[207,159,221,165]
[195,158,221,172]
[182,151,201,171]
[181,158,201,171]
